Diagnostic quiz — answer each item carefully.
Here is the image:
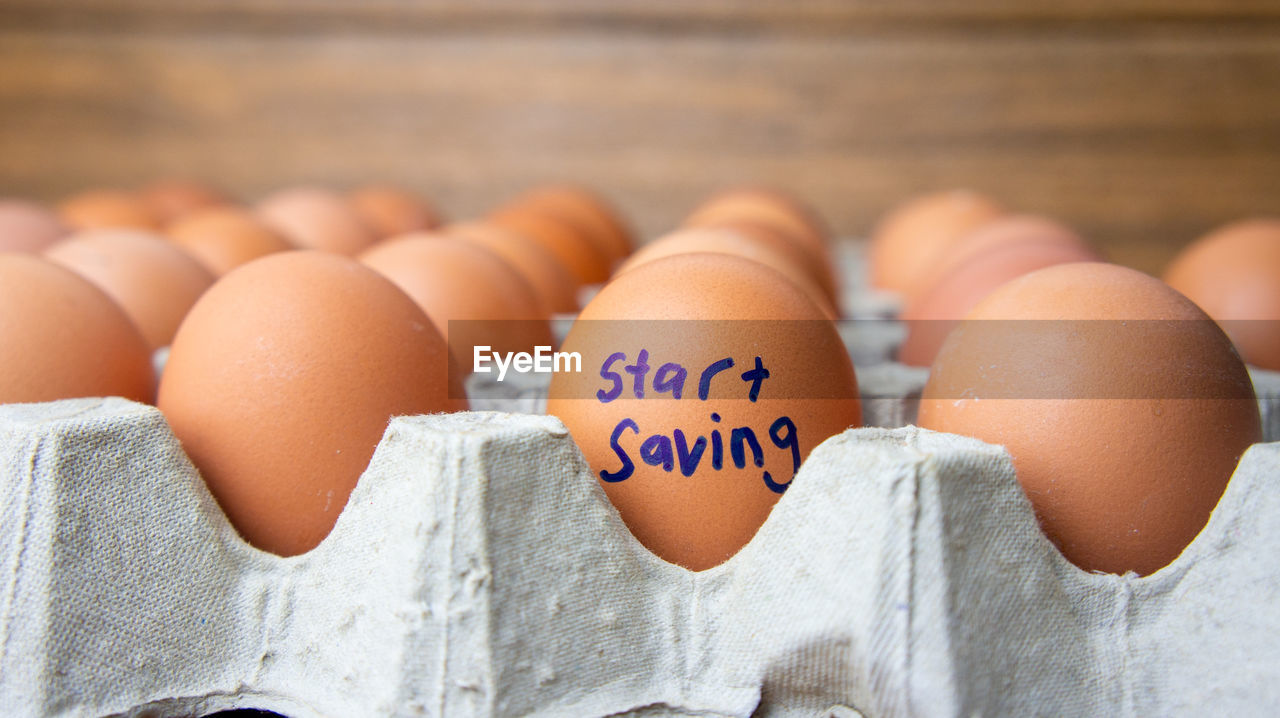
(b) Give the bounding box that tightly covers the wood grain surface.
[2,1,1278,272]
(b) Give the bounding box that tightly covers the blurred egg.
[157,251,466,556]
[504,184,634,265]
[0,199,67,253]
[59,189,162,232]
[359,235,555,370]
[489,202,612,286]
[0,254,153,403]
[897,238,1100,367]
[546,253,861,570]
[137,179,230,226]
[682,186,837,300]
[256,186,377,255]
[1164,217,1280,371]
[868,189,1004,296]
[918,262,1261,576]
[167,206,294,276]
[46,229,216,351]
[443,220,579,314]
[615,227,837,319]
[348,184,441,239]
[914,214,1096,300]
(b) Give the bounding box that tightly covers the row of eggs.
[0,181,1275,581]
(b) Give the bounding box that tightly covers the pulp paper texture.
[2,398,1278,717]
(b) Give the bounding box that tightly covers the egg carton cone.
[4,398,1280,717]
[1252,367,1280,442]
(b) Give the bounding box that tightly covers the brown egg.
[443,220,579,314]
[137,179,230,226]
[682,187,837,300]
[913,214,1096,300]
[504,184,634,265]
[897,239,1100,367]
[157,251,466,556]
[868,189,1005,296]
[488,204,612,286]
[167,206,294,276]
[348,184,442,239]
[1164,217,1280,371]
[359,235,555,370]
[546,253,861,570]
[918,262,1261,576]
[0,254,153,404]
[256,186,377,255]
[0,199,67,253]
[46,229,216,351]
[59,189,162,232]
[615,227,837,319]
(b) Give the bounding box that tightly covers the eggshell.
[359,235,554,370]
[504,184,633,265]
[918,262,1261,576]
[897,239,1100,367]
[1164,217,1280,371]
[46,229,216,351]
[0,199,67,253]
[137,179,230,226]
[682,187,837,300]
[615,227,837,319]
[348,184,441,239]
[443,220,579,314]
[157,251,466,556]
[546,253,861,571]
[868,189,1004,296]
[913,214,1096,300]
[59,189,162,232]
[256,186,377,255]
[488,204,611,286]
[0,253,153,404]
[167,206,294,276]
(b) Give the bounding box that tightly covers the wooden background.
[2,0,1279,272]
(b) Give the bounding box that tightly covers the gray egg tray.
[2,398,1279,717]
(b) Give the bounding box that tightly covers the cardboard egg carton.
[3,398,1279,717]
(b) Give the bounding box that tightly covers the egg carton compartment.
[4,398,1280,717]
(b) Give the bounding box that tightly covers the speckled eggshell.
[1164,217,1280,371]
[868,189,1004,296]
[157,251,466,556]
[546,253,861,571]
[0,254,154,404]
[46,229,216,351]
[918,262,1261,576]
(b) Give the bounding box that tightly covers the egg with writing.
[546,253,860,570]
